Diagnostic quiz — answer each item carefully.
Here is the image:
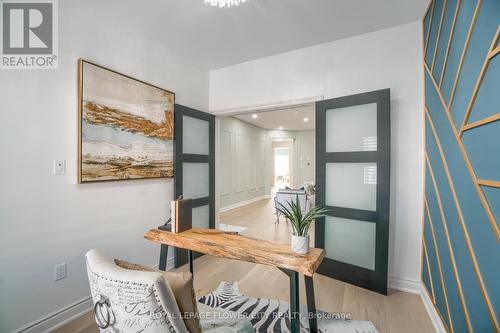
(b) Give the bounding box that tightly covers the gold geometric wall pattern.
[422,0,499,332]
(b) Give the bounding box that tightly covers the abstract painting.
[78,60,174,183]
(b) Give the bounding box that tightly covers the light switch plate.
[55,263,66,281]
[53,160,65,175]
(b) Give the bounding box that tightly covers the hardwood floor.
[57,198,435,333]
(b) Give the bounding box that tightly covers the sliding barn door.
[315,89,390,295]
[174,104,215,268]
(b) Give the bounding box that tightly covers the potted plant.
[275,197,328,254]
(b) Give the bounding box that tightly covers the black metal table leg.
[305,276,318,333]
[157,223,172,271]
[188,250,194,276]
[289,271,300,333]
[279,268,300,333]
[159,245,168,271]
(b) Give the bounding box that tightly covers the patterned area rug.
[198,281,380,333]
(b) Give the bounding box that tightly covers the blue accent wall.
[422,1,499,332]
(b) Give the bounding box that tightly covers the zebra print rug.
[198,281,380,333]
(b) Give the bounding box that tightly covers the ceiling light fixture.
[278,126,283,130]
[303,117,309,122]
[204,0,246,8]
[252,114,258,119]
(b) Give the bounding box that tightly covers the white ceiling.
[124,0,429,70]
[234,104,315,131]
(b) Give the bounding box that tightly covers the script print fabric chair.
[86,249,254,333]
[86,249,187,332]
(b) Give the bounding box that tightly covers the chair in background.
[274,189,308,223]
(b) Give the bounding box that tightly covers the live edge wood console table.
[144,228,326,333]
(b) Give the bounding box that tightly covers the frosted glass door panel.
[183,163,209,199]
[325,216,376,270]
[326,103,377,152]
[326,163,377,211]
[316,89,390,294]
[183,116,209,155]
[192,205,210,229]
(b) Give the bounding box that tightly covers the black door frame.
[315,89,390,295]
[174,104,215,268]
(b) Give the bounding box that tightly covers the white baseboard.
[419,284,447,333]
[389,277,446,333]
[388,276,421,294]
[13,257,176,333]
[220,195,269,213]
[14,296,93,333]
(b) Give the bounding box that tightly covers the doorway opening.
[272,140,293,192]
[216,103,316,216]
[274,147,290,189]
[215,102,316,244]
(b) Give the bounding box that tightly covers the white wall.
[0,1,208,332]
[293,131,315,186]
[210,22,424,286]
[219,117,269,209]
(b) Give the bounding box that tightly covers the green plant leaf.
[275,197,330,236]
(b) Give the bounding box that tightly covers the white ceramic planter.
[291,234,310,254]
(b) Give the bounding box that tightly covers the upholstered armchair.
[85,250,254,333]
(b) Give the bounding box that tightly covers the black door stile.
[174,104,215,268]
[315,89,390,295]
